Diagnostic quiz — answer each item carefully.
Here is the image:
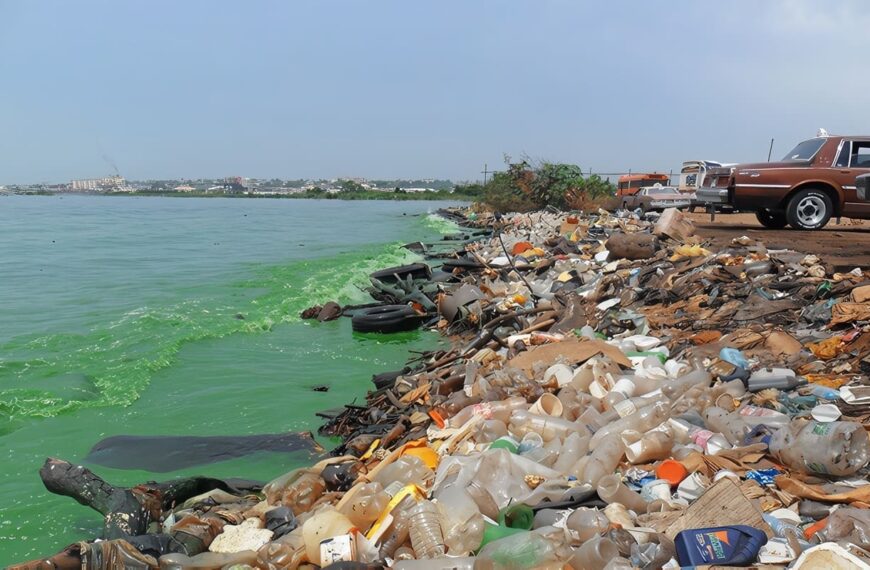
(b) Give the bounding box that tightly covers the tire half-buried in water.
[351,305,423,333]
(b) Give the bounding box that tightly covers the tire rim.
[796,195,826,227]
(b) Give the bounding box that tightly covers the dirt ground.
[687,212,870,272]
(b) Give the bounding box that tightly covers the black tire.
[351,305,422,333]
[785,188,833,230]
[369,263,431,284]
[755,208,788,229]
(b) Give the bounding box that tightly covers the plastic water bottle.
[407,500,446,559]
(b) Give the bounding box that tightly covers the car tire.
[785,188,833,230]
[755,208,788,229]
[351,305,422,333]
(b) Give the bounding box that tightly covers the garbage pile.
[14,207,870,569]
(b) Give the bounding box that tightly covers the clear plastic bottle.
[159,550,259,569]
[622,428,674,464]
[660,369,710,401]
[582,434,625,486]
[551,432,590,474]
[703,406,751,446]
[407,500,447,559]
[447,396,527,428]
[279,470,326,515]
[566,508,611,542]
[589,401,670,449]
[372,455,434,489]
[435,486,485,555]
[769,420,870,476]
[378,495,417,559]
[475,419,509,443]
[570,535,620,570]
[508,409,585,441]
[597,474,648,513]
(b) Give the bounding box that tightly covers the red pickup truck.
[696,134,870,229]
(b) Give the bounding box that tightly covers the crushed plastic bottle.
[769,420,870,476]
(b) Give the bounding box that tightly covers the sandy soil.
[685,212,870,272]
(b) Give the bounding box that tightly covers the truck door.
[837,140,870,217]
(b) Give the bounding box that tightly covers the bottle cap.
[656,459,689,486]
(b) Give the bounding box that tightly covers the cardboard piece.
[653,208,696,241]
[508,338,632,373]
[852,284,870,303]
[764,330,803,356]
[664,478,772,539]
[774,476,870,504]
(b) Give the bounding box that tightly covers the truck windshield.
[782,139,826,162]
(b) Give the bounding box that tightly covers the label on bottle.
[811,421,832,436]
[472,403,493,420]
[691,429,714,448]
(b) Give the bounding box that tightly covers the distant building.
[174,184,196,192]
[70,175,127,191]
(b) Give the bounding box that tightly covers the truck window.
[782,138,826,162]
[852,142,870,168]
[836,141,852,167]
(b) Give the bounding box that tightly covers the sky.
[0,0,867,184]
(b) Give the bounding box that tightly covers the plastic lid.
[656,459,689,486]
[489,438,518,454]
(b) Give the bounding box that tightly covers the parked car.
[620,184,693,212]
[697,132,870,229]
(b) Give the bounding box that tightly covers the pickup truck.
[696,134,870,229]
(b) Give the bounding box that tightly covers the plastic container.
[661,370,711,401]
[475,531,559,570]
[747,367,807,392]
[372,455,434,489]
[475,419,509,443]
[589,401,670,449]
[597,474,648,513]
[622,428,673,464]
[392,558,477,570]
[337,481,389,529]
[301,509,355,566]
[377,495,417,559]
[566,508,611,542]
[703,407,751,446]
[159,550,259,569]
[407,500,447,559]
[674,525,767,566]
[508,409,585,441]
[551,432,590,474]
[435,486,485,555]
[447,396,527,428]
[581,435,625,486]
[769,420,870,476]
[570,535,619,570]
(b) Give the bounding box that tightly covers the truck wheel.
[755,209,788,229]
[785,189,832,230]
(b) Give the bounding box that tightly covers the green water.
[0,195,461,564]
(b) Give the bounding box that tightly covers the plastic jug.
[337,481,389,529]
[301,509,355,566]
[768,420,870,476]
[747,367,807,392]
[674,525,766,566]
[435,486,485,555]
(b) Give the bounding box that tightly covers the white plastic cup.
[528,393,564,417]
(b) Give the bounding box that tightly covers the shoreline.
[11,206,870,569]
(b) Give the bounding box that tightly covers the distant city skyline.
[1,0,866,184]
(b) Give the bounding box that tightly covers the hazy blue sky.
[0,0,865,184]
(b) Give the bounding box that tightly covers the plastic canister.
[674,525,767,566]
[301,509,355,566]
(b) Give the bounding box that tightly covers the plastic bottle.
[597,474,648,513]
[570,535,620,570]
[589,401,670,449]
[736,404,791,428]
[703,407,751,446]
[435,486,485,555]
[809,385,841,400]
[551,432,590,474]
[475,419,508,443]
[377,495,417,559]
[256,529,306,569]
[566,508,611,542]
[447,396,527,428]
[622,428,674,464]
[301,509,355,567]
[407,500,447,559]
[508,409,585,441]
[475,531,559,570]
[746,367,807,392]
[768,420,870,476]
[581,434,625,486]
[337,481,389,529]
[372,455,434,489]
[392,558,477,570]
[278,470,326,515]
[159,550,259,569]
[661,370,711,401]
[465,479,500,520]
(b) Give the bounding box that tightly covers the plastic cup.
[528,393,564,417]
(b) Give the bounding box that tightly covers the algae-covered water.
[0,195,461,564]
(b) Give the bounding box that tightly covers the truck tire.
[351,305,422,333]
[785,188,832,230]
[755,209,788,229]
